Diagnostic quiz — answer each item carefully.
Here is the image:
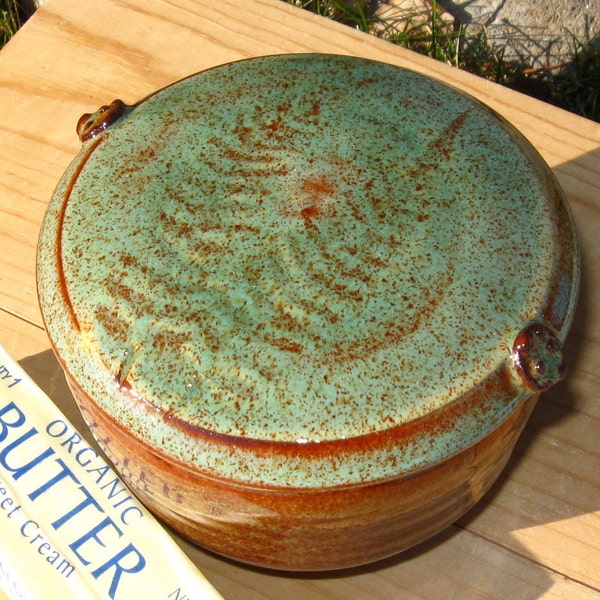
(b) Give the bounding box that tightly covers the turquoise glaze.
[38,55,579,488]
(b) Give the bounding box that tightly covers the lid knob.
[512,322,567,391]
[76,99,129,142]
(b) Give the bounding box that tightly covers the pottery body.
[37,55,579,570]
[71,376,538,570]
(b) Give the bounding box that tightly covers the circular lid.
[38,54,579,487]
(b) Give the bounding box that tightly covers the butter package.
[0,344,224,600]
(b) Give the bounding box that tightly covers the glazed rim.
[37,54,579,489]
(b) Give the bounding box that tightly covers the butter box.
[0,343,223,600]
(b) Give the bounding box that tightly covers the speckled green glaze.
[38,54,579,488]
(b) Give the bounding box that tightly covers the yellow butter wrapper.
[0,344,224,600]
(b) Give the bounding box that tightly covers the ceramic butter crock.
[37,54,579,570]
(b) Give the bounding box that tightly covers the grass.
[0,0,22,47]
[1,0,598,121]
[544,36,600,121]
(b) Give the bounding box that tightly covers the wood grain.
[1,0,599,597]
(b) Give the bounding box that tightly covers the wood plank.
[179,526,600,599]
[0,310,48,360]
[457,395,600,589]
[1,0,599,596]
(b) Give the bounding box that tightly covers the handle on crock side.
[512,322,567,391]
[76,99,131,142]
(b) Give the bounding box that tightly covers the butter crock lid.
[37,54,579,488]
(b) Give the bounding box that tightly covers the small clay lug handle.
[512,322,567,392]
[77,99,130,142]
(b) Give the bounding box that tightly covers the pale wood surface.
[1,0,599,597]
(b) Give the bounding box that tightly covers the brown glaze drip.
[55,136,105,332]
[102,360,520,468]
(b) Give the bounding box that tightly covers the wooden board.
[1,0,599,597]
